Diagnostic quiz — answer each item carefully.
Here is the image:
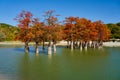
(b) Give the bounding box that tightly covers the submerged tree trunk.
[80,41,83,51]
[71,40,73,51]
[84,41,88,51]
[98,40,103,49]
[73,41,77,49]
[67,41,69,48]
[48,46,52,55]
[25,42,29,53]
[42,40,45,50]
[89,41,92,48]
[48,41,52,54]
[35,42,39,54]
[77,41,79,48]
[92,41,96,48]
[53,42,56,53]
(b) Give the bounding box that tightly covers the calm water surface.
[0,46,120,80]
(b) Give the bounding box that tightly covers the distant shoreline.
[103,42,120,47]
[0,41,120,47]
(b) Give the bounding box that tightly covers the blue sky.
[0,0,120,26]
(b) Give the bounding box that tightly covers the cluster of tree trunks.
[24,41,57,54]
[67,40,103,50]
[24,40,103,54]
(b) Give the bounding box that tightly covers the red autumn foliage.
[63,17,110,42]
[14,11,33,42]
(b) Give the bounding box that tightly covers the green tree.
[0,30,6,41]
[107,23,120,39]
[116,22,120,26]
[0,23,19,41]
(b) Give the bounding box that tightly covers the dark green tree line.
[106,22,120,39]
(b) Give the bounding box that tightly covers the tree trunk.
[48,46,52,54]
[71,40,73,51]
[67,41,69,48]
[84,41,88,51]
[89,41,92,48]
[98,40,103,49]
[42,40,45,50]
[77,41,79,48]
[35,42,39,54]
[73,41,77,49]
[53,43,56,53]
[25,42,29,53]
[48,41,52,54]
[93,41,96,48]
[80,41,83,51]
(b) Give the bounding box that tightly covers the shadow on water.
[13,48,25,52]
[13,46,48,55]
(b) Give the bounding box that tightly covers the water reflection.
[0,46,120,80]
[19,54,30,80]
[35,53,40,58]
[48,54,52,58]
[18,48,109,80]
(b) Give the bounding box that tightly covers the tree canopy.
[106,23,120,39]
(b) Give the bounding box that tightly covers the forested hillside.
[106,22,120,39]
[0,23,19,41]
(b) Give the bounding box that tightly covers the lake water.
[0,46,120,80]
